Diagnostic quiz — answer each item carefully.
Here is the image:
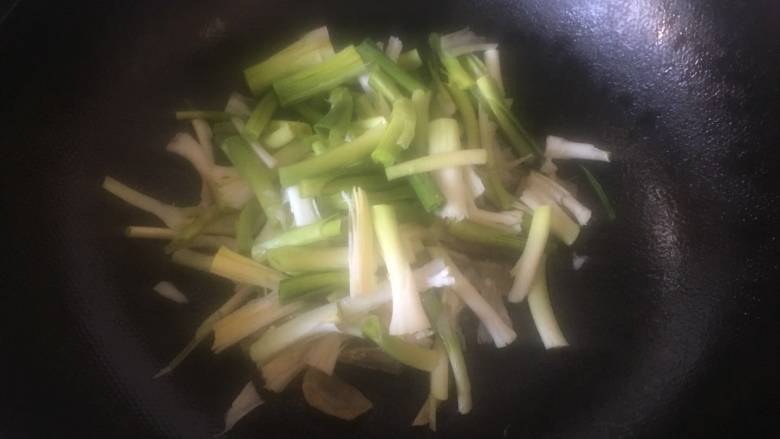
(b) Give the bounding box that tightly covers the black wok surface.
[2,0,778,438]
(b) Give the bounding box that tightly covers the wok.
[2,0,778,437]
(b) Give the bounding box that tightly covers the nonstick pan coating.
[2,0,778,438]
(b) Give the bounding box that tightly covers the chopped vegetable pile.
[103,26,613,431]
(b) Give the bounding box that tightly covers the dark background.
[1,0,778,438]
